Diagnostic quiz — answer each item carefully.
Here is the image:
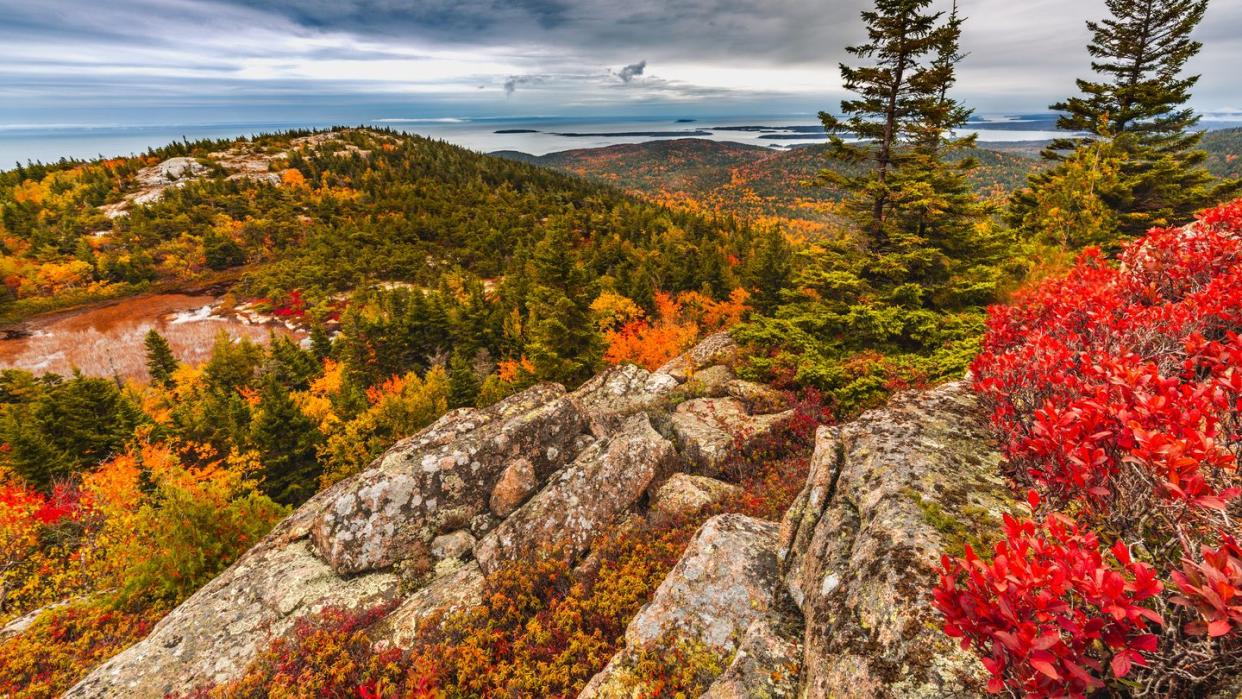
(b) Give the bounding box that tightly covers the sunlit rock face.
[68,333,1008,699]
[779,379,1009,698]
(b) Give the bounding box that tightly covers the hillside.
[0,128,760,326]
[499,131,1242,236]
[496,139,1039,235]
[1204,126,1242,179]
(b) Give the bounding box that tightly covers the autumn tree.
[1011,0,1238,239]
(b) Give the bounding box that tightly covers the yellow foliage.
[590,291,645,332]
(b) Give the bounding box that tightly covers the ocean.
[0,114,1125,166]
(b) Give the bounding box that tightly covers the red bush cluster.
[936,499,1163,695]
[936,200,1242,696]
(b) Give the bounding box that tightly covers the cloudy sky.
[2,0,1241,125]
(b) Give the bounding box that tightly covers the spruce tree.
[819,0,945,248]
[448,350,481,409]
[744,227,793,315]
[1013,0,1238,239]
[144,329,178,388]
[525,225,601,384]
[251,373,322,505]
[736,0,999,411]
[819,0,991,298]
[309,323,333,361]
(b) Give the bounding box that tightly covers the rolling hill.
[497,128,1242,235]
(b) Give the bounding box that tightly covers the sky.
[2,0,1241,126]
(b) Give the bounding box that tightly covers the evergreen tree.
[0,372,142,489]
[251,373,322,506]
[309,323,333,361]
[525,225,601,384]
[448,350,481,409]
[1012,0,1237,238]
[264,334,319,392]
[818,0,991,298]
[143,329,178,388]
[744,227,793,314]
[819,0,946,248]
[736,0,1001,412]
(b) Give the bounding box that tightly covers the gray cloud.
[0,0,1239,121]
[617,60,647,83]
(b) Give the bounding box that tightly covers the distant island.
[552,129,714,138]
[675,118,697,123]
[758,133,827,140]
[713,125,824,133]
[494,129,539,134]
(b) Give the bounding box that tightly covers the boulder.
[138,157,207,186]
[646,473,740,527]
[656,332,739,382]
[570,363,678,431]
[579,514,794,698]
[679,364,735,397]
[670,397,793,476]
[779,379,1011,697]
[489,457,537,517]
[65,540,399,697]
[430,530,476,561]
[371,562,485,648]
[475,414,675,574]
[701,615,802,699]
[725,378,789,415]
[310,383,588,575]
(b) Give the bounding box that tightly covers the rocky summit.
[67,334,1009,697]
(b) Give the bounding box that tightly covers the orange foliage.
[602,289,750,370]
[280,168,307,189]
[496,355,536,383]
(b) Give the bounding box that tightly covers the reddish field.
[0,294,303,380]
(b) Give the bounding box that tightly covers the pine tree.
[1013,0,1238,238]
[819,0,946,248]
[525,225,601,384]
[144,329,178,388]
[251,373,322,505]
[819,0,991,299]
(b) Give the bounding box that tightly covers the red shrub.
[938,200,1242,695]
[935,501,1163,696]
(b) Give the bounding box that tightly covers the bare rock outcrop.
[372,562,485,648]
[671,397,793,475]
[579,513,799,698]
[646,473,740,527]
[657,332,739,381]
[64,333,1014,699]
[475,414,675,574]
[570,362,679,432]
[701,615,802,699]
[65,540,400,697]
[67,383,592,696]
[779,379,1010,698]
[310,383,588,575]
